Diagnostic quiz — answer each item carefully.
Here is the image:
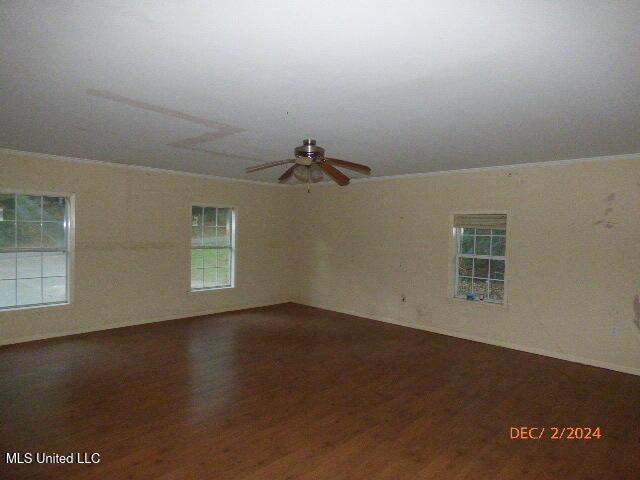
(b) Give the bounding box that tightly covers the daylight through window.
[0,193,70,309]
[454,214,506,303]
[191,206,234,290]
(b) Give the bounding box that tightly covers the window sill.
[0,301,70,313]
[190,286,234,293]
[448,296,509,310]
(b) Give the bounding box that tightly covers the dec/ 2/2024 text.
[510,426,602,440]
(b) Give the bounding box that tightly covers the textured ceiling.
[1,1,639,182]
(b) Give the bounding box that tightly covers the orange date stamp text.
[510,426,602,440]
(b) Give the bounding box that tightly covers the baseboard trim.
[0,300,291,346]
[296,302,640,377]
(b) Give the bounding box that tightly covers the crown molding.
[292,151,640,187]
[2,147,638,189]
[0,147,288,188]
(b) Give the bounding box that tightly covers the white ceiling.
[1,1,639,182]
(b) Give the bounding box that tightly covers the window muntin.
[191,206,234,290]
[454,227,505,303]
[0,193,69,309]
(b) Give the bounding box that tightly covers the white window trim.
[0,189,75,312]
[189,203,236,292]
[449,210,509,307]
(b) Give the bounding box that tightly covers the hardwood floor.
[1,303,639,479]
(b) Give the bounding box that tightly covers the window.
[453,214,506,303]
[0,193,70,309]
[191,206,234,290]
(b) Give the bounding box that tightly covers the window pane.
[474,258,489,278]
[0,252,16,279]
[203,249,217,268]
[43,252,66,277]
[203,227,216,246]
[42,197,65,222]
[0,222,16,248]
[455,219,506,303]
[218,266,231,286]
[42,222,65,248]
[0,193,69,309]
[215,227,230,247]
[460,235,474,254]
[203,207,216,227]
[472,278,488,297]
[0,194,16,221]
[475,236,491,255]
[191,249,204,269]
[191,206,233,291]
[191,206,203,247]
[203,268,217,288]
[489,281,504,302]
[191,226,203,246]
[17,223,42,248]
[192,206,203,226]
[17,252,41,278]
[456,277,472,297]
[17,278,42,305]
[217,208,230,228]
[490,259,505,280]
[43,276,66,303]
[491,236,505,256]
[218,249,230,268]
[458,257,473,276]
[0,279,16,307]
[191,268,204,289]
[16,195,41,221]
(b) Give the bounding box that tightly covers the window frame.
[450,211,508,306]
[189,203,236,292]
[0,189,75,311]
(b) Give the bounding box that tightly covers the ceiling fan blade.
[321,162,350,186]
[278,165,296,181]
[325,158,371,175]
[246,159,294,173]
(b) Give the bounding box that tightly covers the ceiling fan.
[245,139,371,186]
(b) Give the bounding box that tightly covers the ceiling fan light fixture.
[309,163,324,183]
[293,164,310,182]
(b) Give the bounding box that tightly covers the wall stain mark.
[593,193,616,229]
[634,295,640,332]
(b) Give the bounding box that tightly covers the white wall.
[291,158,640,375]
[3,150,639,376]
[0,151,294,344]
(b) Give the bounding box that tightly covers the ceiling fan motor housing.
[294,138,325,159]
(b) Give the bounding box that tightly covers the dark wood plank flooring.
[1,303,639,479]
